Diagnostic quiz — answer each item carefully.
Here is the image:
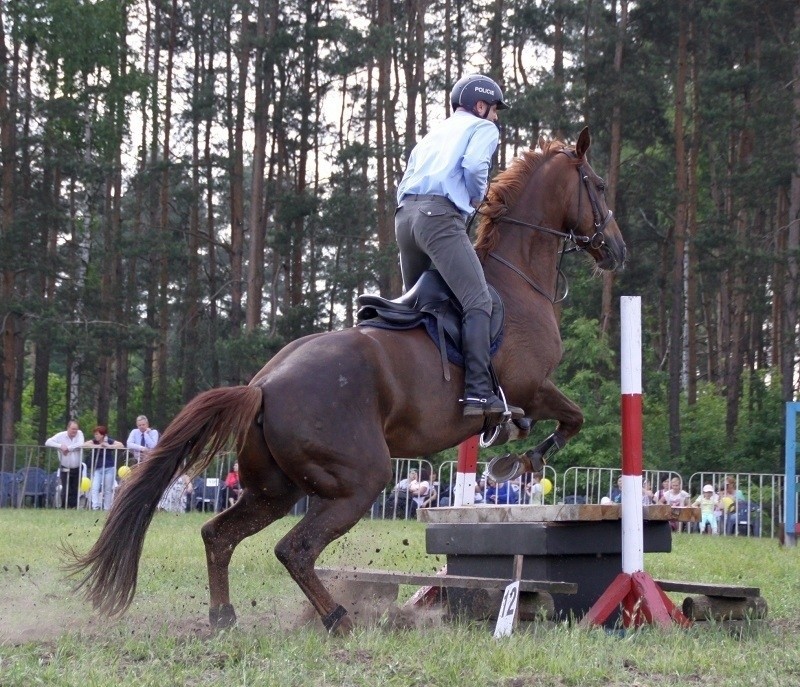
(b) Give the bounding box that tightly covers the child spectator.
[692,484,719,535]
[659,477,690,531]
[526,471,544,505]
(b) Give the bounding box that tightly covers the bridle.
[483,149,614,303]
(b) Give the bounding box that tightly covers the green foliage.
[216,330,285,383]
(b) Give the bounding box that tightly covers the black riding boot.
[461,309,523,418]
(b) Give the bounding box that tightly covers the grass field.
[0,509,798,686]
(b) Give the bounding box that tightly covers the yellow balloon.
[118,465,131,479]
[80,476,91,492]
[540,477,553,496]
[721,496,734,512]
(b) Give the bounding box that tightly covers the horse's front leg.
[488,378,583,481]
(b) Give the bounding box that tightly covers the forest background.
[1,0,799,478]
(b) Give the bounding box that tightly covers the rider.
[395,74,523,419]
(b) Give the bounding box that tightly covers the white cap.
[703,484,714,493]
[600,496,612,505]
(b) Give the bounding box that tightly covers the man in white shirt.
[126,414,160,462]
[45,420,85,508]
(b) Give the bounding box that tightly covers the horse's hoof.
[486,453,525,482]
[209,603,237,630]
[524,449,546,473]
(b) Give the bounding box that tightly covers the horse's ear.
[537,135,546,151]
[576,126,591,158]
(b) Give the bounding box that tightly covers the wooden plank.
[418,504,700,525]
[316,567,577,595]
[654,579,760,598]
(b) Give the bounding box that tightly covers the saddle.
[356,270,504,382]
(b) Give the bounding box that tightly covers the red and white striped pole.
[582,296,690,628]
[620,296,644,574]
[453,435,479,506]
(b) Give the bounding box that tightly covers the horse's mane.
[474,138,575,259]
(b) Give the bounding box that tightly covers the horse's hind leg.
[201,449,302,629]
[273,467,391,635]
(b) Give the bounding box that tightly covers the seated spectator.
[642,482,655,505]
[610,477,623,504]
[692,484,719,535]
[718,475,746,534]
[388,469,418,519]
[224,461,242,508]
[409,468,432,516]
[659,476,689,531]
[484,476,519,505]
[654,477,671,505]
[418,470,439,509]
[526,471,544,505]
[659,477,689,507]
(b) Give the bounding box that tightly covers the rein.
[482,149,612,304]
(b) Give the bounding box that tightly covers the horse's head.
[475,128,626,274]
[562,127,626,271]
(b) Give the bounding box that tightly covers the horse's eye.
[597,182,606,193]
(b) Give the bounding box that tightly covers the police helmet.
[450,74,510,113]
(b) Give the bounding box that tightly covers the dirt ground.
[0,563,444,645]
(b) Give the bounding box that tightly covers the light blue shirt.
[396,110,499,216]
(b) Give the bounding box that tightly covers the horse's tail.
[63,385,263,616]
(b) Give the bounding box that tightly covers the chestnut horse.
[67,127,625,635]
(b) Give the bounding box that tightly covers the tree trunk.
[601,0,627,335]
[783,2,800,403]
[668,0,690,459]
[155,0,179,422]
[245,0,275,332]
[0,0,19,448]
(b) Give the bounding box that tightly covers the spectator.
[388,469,419,518]
[419,470,440,509]
[224,461,242,508]
[642,482,655,505]
[45,420,85,508]
[526,471,544,505]
[718,475,745,532]
[659,477,689,507]
[484,475,519,505]
[654,477,671,505]
[659,476,690,532]
[158,474,193,513]
[693,484,719,535]
[83,425,124,511]
[126,415,159,462]
[610,477,623,504]
[411,468,432,514]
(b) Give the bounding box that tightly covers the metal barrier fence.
[561,467,683,506]
[1,443,793,538]
[687,471,785,539]
[0,444,237,512]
